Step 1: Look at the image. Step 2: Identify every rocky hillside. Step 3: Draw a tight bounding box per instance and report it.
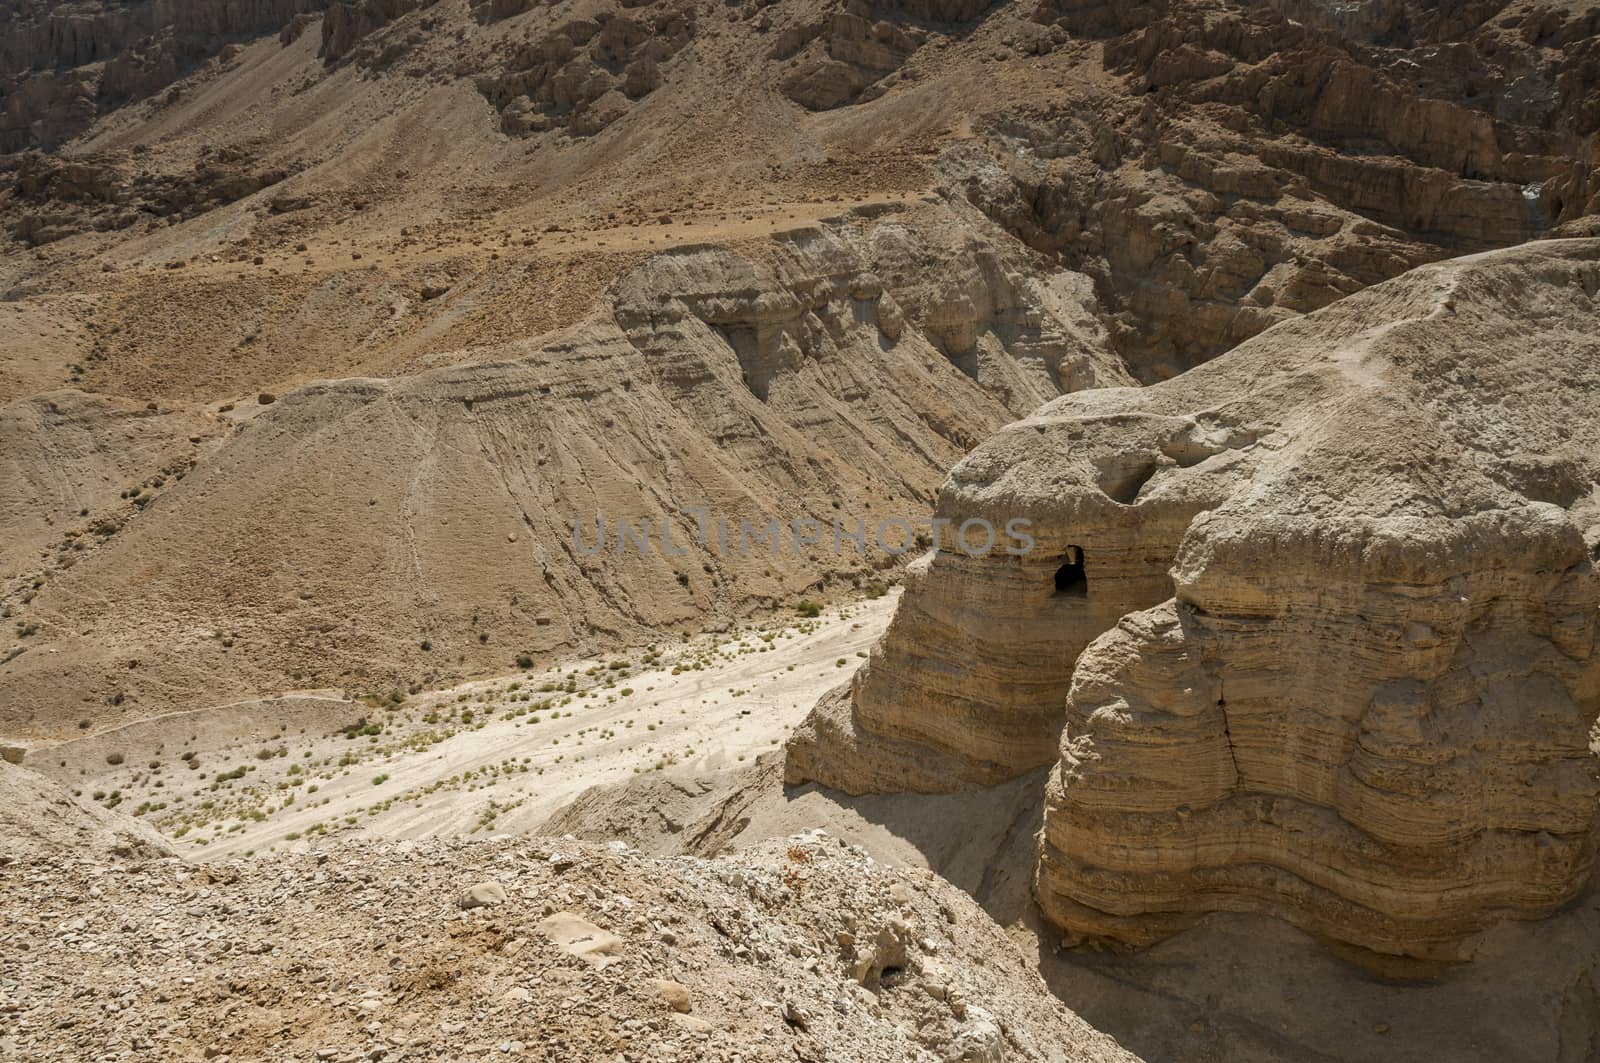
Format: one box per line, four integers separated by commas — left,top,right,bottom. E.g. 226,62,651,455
0,199,1124,740
0,0,329,151
1,826,1137,1062
4,0,1599,739
788,237,1600,972
0,759,175,860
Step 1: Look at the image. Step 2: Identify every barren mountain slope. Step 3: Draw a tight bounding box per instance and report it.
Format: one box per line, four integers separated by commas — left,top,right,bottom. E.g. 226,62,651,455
0,201,1126,739
0,759,175,860
4,0,1599,732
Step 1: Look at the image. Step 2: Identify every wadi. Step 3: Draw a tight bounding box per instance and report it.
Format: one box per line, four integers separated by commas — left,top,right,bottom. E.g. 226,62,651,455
2,0,1599,1059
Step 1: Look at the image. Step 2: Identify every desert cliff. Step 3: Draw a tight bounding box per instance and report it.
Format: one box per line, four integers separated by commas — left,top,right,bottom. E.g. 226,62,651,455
790,238,1600,967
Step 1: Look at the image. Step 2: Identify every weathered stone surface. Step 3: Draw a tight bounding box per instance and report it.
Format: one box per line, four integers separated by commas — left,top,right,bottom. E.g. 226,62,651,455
0,836,1137,1062
0,0,333,150
320,0,432,62
790,238,1600,966
972,0,1600,379
776,0,998,112
459,880,507,907
474,3,696,136
0,203,1124,739
537,910,624,966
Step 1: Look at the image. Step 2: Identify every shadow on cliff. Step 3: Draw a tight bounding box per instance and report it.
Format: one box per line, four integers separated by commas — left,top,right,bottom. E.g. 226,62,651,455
778,767,1048,926
541,754,1600,1062
781,768,1600,1063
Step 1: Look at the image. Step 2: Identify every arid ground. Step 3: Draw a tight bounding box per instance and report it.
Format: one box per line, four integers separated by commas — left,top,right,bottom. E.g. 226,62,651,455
5,0,1600,1059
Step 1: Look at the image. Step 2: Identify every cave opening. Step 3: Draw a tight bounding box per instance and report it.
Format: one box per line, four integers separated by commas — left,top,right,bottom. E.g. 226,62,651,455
1054,546,1087,597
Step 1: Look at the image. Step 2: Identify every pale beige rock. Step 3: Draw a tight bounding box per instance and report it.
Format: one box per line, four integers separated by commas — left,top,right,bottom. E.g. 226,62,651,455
459,881,507,908
847,918,913,987
652,978,692,1012
537,911,624,967
0,761,175,861
791,239,1600,966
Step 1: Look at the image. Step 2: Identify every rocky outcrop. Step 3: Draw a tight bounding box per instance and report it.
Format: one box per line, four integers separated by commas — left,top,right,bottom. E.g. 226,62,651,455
789,238,1600,967
0,204,1127,737
0,0,330,150
776,0,996,111
473,2,695,136
3,145,300,245
613,217,1120,409
319,0,437,63
966,0,1600,379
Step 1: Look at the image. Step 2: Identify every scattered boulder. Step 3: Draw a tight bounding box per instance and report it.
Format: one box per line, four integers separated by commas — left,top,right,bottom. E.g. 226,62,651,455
538,911,623,966
847,918,912,987
652,978,692,1012
459,881,507,908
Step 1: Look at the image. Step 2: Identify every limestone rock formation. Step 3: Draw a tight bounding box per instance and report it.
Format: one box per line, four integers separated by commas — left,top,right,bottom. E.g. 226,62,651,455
320,0,436,62
5,0,1600,775
0,204,1123,738
0,0,331,150
789,238,1600,966
474,2,695,136
967,0,1600,378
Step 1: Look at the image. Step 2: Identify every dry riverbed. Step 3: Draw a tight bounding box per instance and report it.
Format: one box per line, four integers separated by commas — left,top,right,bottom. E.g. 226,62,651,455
29,593,897,858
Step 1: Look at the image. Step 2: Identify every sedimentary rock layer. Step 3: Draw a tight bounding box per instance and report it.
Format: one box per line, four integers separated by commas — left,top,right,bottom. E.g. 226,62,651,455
789,238,1600,963
0,204,1124,737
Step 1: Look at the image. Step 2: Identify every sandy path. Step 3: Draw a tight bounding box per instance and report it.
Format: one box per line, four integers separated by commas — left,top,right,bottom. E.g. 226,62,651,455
186,592,896,858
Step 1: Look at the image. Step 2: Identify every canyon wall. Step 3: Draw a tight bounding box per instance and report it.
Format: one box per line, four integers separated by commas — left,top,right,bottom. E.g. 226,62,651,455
965,0,1600,378
0,204,1127,737
789,238,1600,966
1,0,331,150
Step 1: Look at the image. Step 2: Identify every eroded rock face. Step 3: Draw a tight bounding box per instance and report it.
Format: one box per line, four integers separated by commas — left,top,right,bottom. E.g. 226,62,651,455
473,3,695,136
789,238,1600,966
775,0,995,112
320,0,438,62
0,0,331,150
968,0,1600,379
3,146,300,246
0,204,1127,738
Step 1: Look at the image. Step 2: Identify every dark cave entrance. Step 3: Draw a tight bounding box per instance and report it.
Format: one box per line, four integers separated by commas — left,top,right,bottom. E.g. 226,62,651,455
1054,546,1087,597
